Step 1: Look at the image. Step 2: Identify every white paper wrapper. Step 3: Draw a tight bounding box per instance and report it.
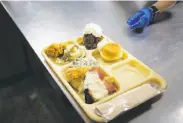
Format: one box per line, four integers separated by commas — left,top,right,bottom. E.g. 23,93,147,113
95,82,164,122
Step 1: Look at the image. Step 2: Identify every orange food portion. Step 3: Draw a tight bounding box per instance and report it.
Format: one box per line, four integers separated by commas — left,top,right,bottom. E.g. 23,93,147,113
89,67,119,94
104,76,118,94
103,76,116,84
70,79,83,91
65,67,89,82
89,67,108,80
100,43,123,61
65,66,119,94
45,43,63,57
45,41,75,58
104,82,117,94
76,37,83,45
65,67,90,91
101,43,121,56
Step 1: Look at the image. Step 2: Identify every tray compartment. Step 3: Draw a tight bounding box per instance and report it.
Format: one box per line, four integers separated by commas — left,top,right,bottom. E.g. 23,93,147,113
110,60,152,92
61,65,120,104
43,41,87,66
91,49,128,66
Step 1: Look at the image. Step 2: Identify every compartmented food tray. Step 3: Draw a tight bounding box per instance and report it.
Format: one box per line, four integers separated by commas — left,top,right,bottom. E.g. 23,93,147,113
41,24,167,122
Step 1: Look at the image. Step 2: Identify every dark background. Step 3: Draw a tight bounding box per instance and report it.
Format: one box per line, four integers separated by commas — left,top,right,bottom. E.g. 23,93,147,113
0,4,84,123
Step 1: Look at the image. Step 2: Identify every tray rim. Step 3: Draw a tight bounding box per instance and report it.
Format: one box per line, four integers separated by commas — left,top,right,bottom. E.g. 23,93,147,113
41,36,167,122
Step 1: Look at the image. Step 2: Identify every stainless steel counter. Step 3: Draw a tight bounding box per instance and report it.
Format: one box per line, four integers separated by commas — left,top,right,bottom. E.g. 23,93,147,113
2,1,183,123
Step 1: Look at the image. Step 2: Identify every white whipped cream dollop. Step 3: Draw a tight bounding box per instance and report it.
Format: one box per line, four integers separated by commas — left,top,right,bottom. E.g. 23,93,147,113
83,23,103,37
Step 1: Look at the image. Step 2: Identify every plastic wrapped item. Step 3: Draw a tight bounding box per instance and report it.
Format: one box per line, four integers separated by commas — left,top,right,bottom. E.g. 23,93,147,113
95,82,164,122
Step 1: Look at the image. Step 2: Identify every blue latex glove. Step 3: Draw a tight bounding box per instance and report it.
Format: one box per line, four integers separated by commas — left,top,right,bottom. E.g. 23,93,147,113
127,8,154,30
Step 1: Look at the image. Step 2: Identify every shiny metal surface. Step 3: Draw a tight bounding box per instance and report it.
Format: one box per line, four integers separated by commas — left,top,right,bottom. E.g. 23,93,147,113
2,1,183,123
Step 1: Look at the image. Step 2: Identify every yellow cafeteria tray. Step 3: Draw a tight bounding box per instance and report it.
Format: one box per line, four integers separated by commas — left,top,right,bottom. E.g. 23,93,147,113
42,36,167,122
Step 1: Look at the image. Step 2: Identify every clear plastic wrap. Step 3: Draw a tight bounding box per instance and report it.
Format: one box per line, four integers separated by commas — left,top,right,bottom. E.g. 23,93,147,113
95,82,165,122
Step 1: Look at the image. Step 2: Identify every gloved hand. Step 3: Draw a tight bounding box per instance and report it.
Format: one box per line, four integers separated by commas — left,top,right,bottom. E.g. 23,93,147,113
127,8,154,30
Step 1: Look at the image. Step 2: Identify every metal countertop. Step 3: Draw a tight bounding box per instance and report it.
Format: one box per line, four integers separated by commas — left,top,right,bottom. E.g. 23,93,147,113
2,1,183,123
